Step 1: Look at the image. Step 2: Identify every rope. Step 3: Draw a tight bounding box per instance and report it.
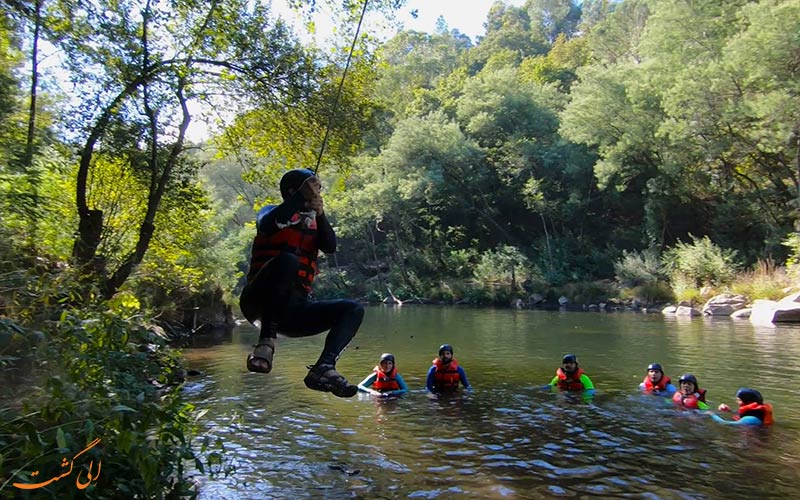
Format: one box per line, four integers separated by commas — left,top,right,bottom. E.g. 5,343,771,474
313,0,370,174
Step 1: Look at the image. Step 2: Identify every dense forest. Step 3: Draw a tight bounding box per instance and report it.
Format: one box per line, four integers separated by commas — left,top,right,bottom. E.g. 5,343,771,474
2,0,800,316
0,0,798,496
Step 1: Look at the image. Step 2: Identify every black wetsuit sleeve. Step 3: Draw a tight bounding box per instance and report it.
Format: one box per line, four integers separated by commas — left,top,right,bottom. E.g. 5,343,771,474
316,213,336,254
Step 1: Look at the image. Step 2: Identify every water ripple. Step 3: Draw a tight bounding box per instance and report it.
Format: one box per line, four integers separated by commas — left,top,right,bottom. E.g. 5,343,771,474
182,309,800,499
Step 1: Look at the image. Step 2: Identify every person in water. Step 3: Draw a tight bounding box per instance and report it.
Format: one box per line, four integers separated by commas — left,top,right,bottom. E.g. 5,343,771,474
358,353,408,397
711,388,774,426
239,168,364,398
549,354,595,394
639,362,677,396
426,344,471,394
672,373,709,410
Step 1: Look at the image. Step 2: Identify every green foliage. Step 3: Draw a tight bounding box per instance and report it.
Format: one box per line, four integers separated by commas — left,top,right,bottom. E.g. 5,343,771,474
374,30,471,122
730,259,792,301
783,232,800,281
622,282,674,305
0,309,215,498
614,248,663,287
472,245,539,297
563,0,799,258
670,281,705,305
662,235,741,289
519,34,590,91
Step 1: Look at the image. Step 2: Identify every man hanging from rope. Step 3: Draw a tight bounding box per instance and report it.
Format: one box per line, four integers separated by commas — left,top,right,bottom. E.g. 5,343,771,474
239,168,363,398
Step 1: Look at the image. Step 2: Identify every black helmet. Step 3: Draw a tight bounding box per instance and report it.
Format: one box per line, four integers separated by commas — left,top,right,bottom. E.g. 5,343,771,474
735,388,763,405
562,354,578,364
279,168,315,199
438,344,453,356
379,352,395,364
678,374,698,387
647,363,663,373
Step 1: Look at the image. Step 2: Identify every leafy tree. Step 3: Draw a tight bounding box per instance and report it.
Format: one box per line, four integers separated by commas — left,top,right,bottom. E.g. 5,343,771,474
584,0,650,65
338,111,497,292
469,1,547,72
19,0,322,299
373,29,471,123
519,34,591,91
525,0,583,45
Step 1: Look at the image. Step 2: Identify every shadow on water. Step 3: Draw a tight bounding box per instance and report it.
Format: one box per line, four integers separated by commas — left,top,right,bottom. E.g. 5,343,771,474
182,306,800,499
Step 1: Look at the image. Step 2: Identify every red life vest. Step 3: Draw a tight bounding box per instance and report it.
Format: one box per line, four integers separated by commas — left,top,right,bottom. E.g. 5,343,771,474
248,211,319,292
642,374,672,393
735,402,774,425
432,358,461,391
556,367,586,391
372,365,400,392
672,389,707,409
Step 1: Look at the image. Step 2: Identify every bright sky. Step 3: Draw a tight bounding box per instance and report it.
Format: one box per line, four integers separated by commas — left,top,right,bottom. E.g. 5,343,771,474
396,0,524,40
276,0,525,44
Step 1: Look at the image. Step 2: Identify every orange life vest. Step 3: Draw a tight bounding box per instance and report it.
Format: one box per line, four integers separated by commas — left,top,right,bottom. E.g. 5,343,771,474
556,367,586,391
432,358,461,391
642,375,672,393
248,210,319,292
372,365,400,392
672,389,707,409
735,402,774,425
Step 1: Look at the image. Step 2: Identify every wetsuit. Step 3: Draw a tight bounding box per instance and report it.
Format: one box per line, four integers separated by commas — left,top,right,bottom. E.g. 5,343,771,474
711,414,764,426
239,190,363,367
712,402,774,426
426,360,470,393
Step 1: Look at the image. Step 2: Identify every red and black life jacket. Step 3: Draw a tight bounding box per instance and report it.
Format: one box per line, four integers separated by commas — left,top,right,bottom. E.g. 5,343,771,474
432,358,461,391
248,211,319,292
735,402,774,425
672,389,707,409
372,365,400,392
642,374,672,393
556,367,586,391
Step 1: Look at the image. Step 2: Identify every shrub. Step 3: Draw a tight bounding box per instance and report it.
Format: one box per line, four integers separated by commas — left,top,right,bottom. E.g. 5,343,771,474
614,248,663,287
662,235,740,288
783,232,800,282
0,309,217,498
670,277,705,304
443,249,479,279
629,282,674,304
730,259,792,301
473,245,539,294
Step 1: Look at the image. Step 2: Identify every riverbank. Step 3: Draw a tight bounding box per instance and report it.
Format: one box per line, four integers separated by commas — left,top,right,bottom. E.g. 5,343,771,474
0,311,204,498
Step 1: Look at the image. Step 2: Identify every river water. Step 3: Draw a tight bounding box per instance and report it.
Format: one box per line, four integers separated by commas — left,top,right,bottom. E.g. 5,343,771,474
182,306,800,499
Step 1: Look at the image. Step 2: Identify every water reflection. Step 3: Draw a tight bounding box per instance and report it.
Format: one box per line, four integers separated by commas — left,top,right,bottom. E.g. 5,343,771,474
183,306,800,499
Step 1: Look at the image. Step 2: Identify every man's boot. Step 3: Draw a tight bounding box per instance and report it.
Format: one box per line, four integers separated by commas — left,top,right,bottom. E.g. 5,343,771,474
303,364,358,398
246,311,278,374
246,337,276,374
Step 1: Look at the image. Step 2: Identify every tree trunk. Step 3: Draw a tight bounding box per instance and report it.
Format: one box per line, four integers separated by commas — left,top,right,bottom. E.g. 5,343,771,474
103,79,191,299
72,88,136,269
22,0,40,171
